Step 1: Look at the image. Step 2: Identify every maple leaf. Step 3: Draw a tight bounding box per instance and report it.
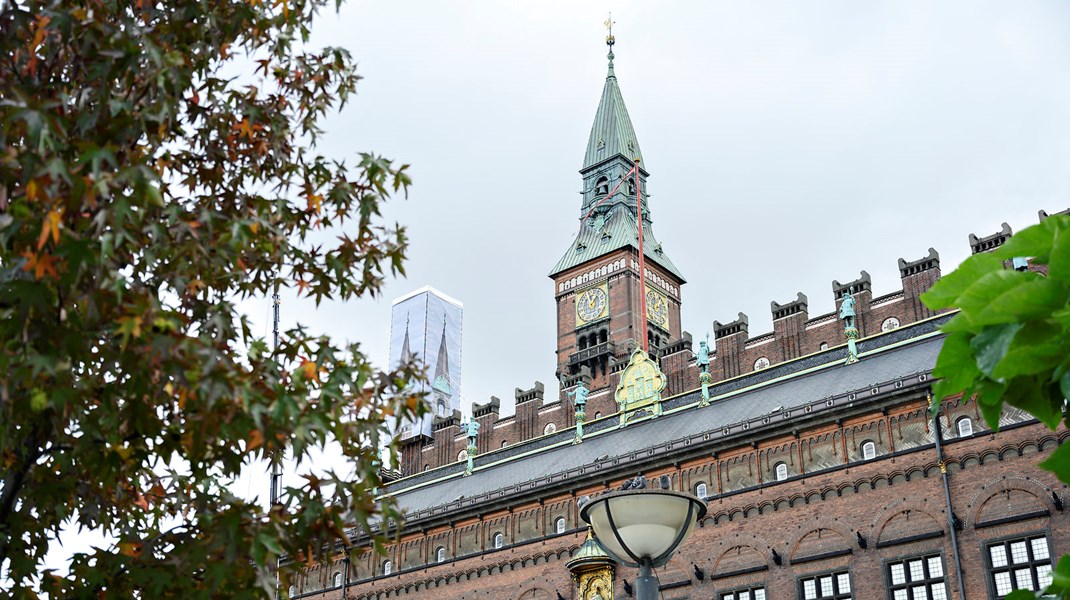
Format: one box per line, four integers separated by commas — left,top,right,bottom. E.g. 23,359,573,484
37,208,61,250
117,315,143,348
236,117,254,139
300,359,317,380
21,250,59,279
247,429,264,451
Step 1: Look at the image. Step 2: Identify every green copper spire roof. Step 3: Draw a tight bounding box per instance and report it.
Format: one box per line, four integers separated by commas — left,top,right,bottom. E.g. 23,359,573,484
582,40,643,172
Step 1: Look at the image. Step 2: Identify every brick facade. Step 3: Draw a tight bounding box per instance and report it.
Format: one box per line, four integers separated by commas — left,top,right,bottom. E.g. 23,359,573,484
297,392,1070,600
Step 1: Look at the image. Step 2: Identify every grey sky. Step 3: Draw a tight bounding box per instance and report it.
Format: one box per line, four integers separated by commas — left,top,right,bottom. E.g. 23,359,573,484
263,1,1070,418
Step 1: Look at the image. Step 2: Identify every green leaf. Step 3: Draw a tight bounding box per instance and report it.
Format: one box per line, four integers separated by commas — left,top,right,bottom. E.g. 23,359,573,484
970,322,1023,377
1004,590,1038,600
1045,554,1070,596
1038,442,1070,487
921,253,1003,310
955,271,1067,328
1049,223,1070,282
1003,376,1061,429
990,320,1067,380
973,379,1008,430
931,332,981,400
996,216,1063,263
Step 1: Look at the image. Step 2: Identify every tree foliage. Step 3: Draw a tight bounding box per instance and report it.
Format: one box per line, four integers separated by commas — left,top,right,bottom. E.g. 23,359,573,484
0,0,423,596
923,214,1070,599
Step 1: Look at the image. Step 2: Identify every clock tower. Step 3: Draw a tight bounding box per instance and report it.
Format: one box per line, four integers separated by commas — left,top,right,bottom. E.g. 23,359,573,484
549,34,685,393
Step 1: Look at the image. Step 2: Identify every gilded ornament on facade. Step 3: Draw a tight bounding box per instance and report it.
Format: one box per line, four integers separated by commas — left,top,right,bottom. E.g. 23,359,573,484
614,348,666,425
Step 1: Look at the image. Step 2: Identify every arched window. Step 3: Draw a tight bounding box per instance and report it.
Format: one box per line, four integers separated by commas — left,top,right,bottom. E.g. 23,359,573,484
554,517,567,534
861,440,877,461
578,336,588,350
595,176,609,197
695,482,708,498
457,449,467,462
595,412,601,419
422,463,430,471
382,560,392,576
957,416,973,437
333,572,342,587
599,329,608,344
774,462,788,481
288,586,296,598
493,532,504,549
501,440,508,448
544,423,557,435
819,342,829,351
436,546,446,563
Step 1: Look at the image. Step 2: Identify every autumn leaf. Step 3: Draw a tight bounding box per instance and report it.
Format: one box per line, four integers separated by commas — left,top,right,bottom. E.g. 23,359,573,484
37,208,61,250
247,429,264,451
21,250,59,279
300,359,317,380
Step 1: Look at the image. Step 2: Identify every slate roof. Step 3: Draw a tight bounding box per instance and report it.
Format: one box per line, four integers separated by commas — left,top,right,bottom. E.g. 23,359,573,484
387,321,946,518
549,205,685,280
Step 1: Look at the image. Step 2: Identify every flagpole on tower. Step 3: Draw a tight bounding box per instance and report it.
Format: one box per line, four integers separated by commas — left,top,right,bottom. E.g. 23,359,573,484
634,158,649,354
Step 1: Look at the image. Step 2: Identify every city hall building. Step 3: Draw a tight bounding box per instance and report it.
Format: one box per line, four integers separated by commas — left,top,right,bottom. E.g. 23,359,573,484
290,36,1070,600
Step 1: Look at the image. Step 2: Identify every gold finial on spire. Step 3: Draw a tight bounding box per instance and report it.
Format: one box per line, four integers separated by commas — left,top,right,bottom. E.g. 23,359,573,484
604,13,616,76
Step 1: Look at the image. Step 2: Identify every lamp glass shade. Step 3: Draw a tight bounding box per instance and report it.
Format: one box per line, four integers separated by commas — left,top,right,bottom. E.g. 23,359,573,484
581,490,705,567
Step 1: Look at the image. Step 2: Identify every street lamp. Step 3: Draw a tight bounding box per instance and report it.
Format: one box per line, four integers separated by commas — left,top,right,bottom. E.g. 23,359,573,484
579,485,706,600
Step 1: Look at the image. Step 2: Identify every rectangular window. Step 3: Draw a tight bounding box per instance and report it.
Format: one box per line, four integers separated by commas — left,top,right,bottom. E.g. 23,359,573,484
987,535,1053,598
720,586,766,600
799,571,851,600
887,554,947,600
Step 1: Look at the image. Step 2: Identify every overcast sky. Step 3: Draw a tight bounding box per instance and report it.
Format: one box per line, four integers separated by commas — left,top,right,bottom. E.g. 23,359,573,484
257,1,1070,418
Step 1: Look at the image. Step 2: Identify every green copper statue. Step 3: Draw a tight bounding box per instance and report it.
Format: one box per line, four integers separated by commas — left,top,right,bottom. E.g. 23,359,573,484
567,381,589,444
461,420,479,476
839,293,856,329
696,335,710,374
840,293,860,365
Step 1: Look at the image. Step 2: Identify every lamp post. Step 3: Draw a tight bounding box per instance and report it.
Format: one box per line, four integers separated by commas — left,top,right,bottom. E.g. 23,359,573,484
579,486,706,600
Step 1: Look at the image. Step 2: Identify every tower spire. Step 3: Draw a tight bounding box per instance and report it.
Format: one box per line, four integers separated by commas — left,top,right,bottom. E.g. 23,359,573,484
604,13,616,78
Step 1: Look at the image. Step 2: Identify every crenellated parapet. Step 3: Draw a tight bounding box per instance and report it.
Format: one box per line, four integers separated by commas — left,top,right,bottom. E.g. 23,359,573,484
400,213,1067,476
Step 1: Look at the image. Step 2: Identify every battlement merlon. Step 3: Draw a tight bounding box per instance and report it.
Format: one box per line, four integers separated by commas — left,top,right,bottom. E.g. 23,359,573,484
771,292,808,321
899,248,939,278
472,397,500,419
515,381,545,405
969,222,1013,254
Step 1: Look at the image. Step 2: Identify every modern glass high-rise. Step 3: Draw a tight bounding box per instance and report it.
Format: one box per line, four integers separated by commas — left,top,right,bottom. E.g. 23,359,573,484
389,286,463,438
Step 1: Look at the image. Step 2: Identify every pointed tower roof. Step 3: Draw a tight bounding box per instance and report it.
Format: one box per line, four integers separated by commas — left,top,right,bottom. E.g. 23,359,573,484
550,26,683,282
434,316,449,380
582,33,643,172
399,314,413,363
431,316,451,396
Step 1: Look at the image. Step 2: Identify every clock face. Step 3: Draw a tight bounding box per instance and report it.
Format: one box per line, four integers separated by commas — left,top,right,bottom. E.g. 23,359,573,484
575,285,609,326
646,286,669,329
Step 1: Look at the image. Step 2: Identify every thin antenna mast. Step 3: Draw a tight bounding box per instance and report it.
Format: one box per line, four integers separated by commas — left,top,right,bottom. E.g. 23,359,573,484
270,286,281,599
